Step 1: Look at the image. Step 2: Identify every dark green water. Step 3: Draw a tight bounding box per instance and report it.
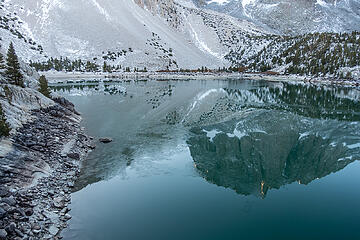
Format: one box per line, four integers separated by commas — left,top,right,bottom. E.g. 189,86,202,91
55,79,360,240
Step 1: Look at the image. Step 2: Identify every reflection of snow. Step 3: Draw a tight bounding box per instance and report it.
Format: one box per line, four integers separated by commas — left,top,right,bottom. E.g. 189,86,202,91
57,84,126,97
203,129,222,142
347,143,360,149
183,89,226,121
299,132,310,140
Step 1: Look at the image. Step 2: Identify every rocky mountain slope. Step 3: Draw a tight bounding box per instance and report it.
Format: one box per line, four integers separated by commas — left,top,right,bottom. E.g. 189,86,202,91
0,0,280,70
1,0,237,69
193,0,360,35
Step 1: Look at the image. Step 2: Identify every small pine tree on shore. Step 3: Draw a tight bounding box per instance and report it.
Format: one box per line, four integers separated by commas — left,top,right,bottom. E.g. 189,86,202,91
38,75,51,98
0,53,5,71
0,104,10,137
5,43,24,87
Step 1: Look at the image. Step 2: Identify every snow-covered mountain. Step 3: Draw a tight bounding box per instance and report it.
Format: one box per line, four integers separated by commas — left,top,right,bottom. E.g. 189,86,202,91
0,0,360,75
193,0,360,35
1,0,269,70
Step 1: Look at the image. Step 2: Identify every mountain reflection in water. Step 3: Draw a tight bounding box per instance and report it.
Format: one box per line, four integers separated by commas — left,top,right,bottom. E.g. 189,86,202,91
186,82,360,198
52,80,360,194
188,109,360,198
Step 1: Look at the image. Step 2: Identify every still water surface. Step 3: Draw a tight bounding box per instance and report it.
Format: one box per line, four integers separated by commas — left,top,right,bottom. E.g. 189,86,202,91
53,79,360,240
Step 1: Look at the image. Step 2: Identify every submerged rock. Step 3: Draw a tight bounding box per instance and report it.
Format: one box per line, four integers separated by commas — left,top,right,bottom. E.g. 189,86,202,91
99,138,113,143
87,144,96,149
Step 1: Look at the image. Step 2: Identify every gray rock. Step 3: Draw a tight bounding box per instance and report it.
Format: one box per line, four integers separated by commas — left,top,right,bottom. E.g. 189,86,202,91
0,229,7,240
0,208,5,219
88,144,96,149
2,196,16,206
48,225,59,236
5,222,16,233
99,137,113,143
32,223,41,231
53,197,65,208
0,187,8,198
67,153,80,160
14,229,24,238
25,208,33,216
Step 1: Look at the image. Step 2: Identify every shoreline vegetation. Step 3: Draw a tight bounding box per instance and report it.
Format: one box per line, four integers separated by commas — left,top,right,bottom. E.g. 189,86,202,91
44,71,360,87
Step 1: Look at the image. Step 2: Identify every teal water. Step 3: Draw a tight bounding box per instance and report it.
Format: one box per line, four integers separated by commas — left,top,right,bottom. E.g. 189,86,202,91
55,79,360,240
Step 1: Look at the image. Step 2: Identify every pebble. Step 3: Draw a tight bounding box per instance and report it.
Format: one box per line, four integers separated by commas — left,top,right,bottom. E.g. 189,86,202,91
48,190,55,196
5,222,16,233
67,153,80,160
53,197,65,209
14,228,24,237
0,208,5,219
25,208,34,216
2,196,16,206
48,225,59,236
0,229,7,240
0,188,8,198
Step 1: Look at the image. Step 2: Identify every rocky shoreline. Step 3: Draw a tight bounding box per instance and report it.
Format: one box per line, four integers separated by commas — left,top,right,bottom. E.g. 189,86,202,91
44,71,360,88
0,97,94,240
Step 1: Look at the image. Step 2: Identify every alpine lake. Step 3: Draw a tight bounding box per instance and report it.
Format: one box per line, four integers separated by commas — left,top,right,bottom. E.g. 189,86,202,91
50,78,360,240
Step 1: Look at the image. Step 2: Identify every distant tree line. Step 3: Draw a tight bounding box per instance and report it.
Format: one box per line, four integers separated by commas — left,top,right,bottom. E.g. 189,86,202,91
157,66,248,73
30,57,102,72
30,57,150,73
244,31,360,78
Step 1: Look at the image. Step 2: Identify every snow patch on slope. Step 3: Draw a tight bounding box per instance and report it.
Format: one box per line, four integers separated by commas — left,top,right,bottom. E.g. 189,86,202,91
90,0,112,22
208,0,229,5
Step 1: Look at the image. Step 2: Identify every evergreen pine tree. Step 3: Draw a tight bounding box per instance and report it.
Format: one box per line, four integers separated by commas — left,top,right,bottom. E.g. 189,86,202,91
0,104,10,137
103,61,107,72
5,43,24,87
38,75,51,98
0,53,5,71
